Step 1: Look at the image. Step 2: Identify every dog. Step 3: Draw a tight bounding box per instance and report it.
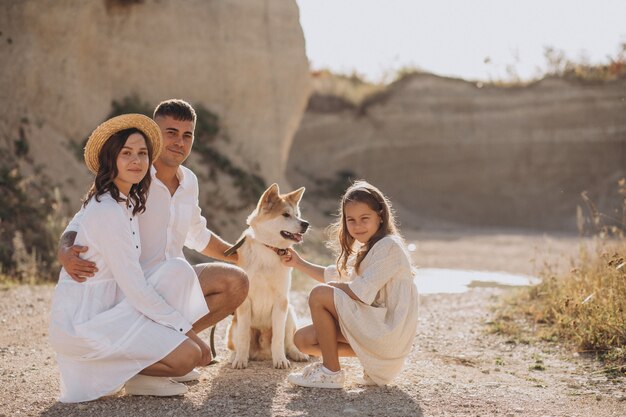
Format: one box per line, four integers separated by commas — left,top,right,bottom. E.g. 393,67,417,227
225,183,310,369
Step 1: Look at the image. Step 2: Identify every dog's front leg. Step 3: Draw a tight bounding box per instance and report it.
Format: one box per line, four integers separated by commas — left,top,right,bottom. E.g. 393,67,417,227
271,297,290,369
232,299,252,369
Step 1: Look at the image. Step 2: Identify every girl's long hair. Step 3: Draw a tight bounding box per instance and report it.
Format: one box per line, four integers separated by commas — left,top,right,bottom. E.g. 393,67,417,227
327,180,403,275
83,128,152,215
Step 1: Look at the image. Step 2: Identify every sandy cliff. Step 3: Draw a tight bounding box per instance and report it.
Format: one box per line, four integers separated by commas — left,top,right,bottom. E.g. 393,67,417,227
288,73,626,231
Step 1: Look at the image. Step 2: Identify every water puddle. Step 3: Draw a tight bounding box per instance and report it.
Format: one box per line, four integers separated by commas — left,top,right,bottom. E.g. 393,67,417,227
415,268,539,294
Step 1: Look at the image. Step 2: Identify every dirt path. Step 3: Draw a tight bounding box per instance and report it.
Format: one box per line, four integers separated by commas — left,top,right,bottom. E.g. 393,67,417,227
1,233,624,416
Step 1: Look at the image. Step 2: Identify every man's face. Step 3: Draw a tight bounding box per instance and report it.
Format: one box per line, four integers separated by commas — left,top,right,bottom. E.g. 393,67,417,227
154,115,194,168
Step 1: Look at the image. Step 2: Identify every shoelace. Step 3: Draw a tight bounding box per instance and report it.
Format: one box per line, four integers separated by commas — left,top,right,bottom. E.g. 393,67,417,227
301,363,322,378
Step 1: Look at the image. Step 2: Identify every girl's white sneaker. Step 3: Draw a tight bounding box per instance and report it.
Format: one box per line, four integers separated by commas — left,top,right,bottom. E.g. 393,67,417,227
124,375,188,396
287,363,345,389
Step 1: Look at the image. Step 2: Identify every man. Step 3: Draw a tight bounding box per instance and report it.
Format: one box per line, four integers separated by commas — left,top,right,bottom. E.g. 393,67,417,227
58,99,249,388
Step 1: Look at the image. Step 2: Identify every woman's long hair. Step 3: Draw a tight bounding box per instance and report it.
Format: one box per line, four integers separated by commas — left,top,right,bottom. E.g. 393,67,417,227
83,128,153,215
327,180,402,275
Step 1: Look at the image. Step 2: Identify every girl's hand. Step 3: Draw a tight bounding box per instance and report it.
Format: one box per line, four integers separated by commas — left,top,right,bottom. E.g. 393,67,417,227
280,248,302,268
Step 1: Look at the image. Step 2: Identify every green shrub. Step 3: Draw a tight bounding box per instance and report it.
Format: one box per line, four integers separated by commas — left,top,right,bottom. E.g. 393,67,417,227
0,121,66,282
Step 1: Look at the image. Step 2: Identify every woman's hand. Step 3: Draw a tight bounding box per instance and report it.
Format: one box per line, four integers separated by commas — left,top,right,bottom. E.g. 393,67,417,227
280,248,303,269
186,330,213,366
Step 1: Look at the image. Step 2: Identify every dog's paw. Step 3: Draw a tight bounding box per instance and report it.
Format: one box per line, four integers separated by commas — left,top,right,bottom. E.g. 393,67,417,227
288,349,309,362
272,356,291,369
231,356,248,369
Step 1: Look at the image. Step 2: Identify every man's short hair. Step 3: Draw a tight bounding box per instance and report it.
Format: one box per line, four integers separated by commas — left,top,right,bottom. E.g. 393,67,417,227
153,99,196,124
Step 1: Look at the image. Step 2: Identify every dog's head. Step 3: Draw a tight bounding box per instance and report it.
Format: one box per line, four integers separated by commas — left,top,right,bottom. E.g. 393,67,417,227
247,183,309,249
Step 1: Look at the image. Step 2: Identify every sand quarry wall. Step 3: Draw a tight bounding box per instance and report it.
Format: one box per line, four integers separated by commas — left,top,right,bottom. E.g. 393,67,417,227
0,0,309,236
288,74,626,231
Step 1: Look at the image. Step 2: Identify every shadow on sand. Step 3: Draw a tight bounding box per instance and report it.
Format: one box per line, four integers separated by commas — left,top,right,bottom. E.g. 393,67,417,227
284,384,423,417
38,359,422,417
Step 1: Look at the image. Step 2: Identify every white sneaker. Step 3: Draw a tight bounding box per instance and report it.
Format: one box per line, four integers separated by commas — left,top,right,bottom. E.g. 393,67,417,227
355,372,377,386
287,363,345,389
171,368,201,383
124,375,188,396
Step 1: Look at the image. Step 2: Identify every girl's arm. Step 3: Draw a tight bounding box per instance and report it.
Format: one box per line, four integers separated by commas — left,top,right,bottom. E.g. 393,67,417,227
280,248,325,283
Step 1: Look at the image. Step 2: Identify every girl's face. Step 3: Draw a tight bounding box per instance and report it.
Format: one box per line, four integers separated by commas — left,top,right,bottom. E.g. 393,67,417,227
113,133,150,195
344,201,382,244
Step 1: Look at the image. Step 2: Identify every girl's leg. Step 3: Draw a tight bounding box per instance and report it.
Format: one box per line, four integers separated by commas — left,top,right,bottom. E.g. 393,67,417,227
294,324,356,357
307,284,345,372
140,338,201,377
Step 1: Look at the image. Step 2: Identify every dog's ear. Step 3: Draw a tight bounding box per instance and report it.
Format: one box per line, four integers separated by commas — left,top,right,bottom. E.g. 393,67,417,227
285,187,305,205
259,183,280,210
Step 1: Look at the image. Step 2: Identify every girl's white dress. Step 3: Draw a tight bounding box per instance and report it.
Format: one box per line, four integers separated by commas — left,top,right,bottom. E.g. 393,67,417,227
48,193,208,403
325,235,419,385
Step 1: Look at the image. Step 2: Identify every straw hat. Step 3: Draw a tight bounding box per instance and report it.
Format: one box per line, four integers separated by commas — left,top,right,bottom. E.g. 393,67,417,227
84,114,162,174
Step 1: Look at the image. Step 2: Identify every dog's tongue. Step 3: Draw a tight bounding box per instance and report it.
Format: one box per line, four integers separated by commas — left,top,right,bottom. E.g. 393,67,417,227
293,233,303,243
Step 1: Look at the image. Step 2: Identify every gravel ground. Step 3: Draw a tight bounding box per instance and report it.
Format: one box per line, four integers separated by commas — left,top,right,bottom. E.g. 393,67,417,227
1,233,624,416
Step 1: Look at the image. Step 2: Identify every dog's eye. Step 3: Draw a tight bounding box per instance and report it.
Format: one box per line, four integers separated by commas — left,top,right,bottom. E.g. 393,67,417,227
282,213,291,218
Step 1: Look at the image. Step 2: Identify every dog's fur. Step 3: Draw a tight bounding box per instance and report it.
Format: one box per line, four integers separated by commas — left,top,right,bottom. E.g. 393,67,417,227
227,184,310,369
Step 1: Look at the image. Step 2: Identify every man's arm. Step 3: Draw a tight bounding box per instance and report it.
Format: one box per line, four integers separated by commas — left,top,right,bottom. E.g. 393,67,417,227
57,231,98,282
199,234,239,264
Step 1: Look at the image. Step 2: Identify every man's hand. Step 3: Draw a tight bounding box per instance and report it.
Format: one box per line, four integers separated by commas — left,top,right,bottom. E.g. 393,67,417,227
58,244,97,282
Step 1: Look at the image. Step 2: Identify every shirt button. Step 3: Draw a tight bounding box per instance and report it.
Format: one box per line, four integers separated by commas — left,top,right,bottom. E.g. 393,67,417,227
132,232,135,235
136,245,139,249
179,328,183,332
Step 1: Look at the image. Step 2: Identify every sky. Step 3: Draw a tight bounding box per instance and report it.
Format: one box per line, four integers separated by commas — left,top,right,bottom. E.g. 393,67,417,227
295,0,626,82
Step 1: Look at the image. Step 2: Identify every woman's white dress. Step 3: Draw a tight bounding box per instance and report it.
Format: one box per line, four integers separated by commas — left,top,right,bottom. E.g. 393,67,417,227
48,193,208,403
325,235,419,385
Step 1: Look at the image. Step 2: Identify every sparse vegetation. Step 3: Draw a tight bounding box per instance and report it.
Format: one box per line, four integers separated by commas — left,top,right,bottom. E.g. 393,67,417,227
309,43,626,111
543,44,626,82
309,70,385,108
491,179,626,371
1,119,66,283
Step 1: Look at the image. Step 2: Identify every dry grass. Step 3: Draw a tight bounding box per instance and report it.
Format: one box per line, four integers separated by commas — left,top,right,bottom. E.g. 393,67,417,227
492,180,626,373
534,244,624,359
309,69,385,107
491,240,626,373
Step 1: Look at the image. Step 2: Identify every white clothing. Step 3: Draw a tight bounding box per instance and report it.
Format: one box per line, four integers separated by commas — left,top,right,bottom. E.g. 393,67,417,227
64,165,212,275
49,193,209,403
324,235,419,386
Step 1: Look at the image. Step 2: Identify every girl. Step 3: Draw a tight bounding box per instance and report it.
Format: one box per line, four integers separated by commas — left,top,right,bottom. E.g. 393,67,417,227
282,180,418,388
49,114,210,402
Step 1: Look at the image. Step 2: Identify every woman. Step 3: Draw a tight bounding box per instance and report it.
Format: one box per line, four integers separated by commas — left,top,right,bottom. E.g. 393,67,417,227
49,114,209,403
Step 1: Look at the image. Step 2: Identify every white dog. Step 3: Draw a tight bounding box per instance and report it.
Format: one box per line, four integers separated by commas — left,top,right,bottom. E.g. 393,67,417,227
226,184,310,369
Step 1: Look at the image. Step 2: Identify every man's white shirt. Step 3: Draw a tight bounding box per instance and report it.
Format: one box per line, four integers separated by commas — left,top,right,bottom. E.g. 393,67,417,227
65,165,212,275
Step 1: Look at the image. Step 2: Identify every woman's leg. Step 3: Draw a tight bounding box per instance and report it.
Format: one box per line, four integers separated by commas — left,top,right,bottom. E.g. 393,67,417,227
294,324,356,358
307,284,349,372
140,338,201,377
